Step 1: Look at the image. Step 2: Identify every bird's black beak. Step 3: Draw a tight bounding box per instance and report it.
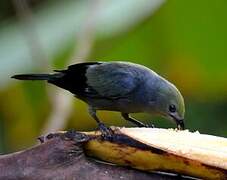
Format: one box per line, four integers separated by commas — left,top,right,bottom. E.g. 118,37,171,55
176,119,185,130
170,115,185,130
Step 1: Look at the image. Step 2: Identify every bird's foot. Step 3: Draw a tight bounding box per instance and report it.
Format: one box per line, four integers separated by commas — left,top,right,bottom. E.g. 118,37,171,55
97,122,114,139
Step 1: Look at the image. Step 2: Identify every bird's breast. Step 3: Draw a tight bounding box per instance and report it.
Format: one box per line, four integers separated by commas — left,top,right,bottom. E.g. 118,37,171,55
84,96,145,113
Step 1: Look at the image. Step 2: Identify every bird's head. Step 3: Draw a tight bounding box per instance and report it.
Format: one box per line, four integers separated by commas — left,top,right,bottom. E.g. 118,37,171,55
151,78,185,130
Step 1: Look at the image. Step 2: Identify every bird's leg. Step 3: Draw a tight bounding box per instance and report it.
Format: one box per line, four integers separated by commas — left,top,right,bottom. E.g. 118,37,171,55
121,113,154,128
88,106,114,136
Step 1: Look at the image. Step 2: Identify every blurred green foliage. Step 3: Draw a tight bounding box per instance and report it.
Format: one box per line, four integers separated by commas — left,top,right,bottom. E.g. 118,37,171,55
0,0,227,153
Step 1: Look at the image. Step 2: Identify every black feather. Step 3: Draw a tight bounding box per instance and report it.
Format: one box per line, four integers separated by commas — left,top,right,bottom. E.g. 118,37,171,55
12,62,103,98
12,74,53,80
48,62,102,96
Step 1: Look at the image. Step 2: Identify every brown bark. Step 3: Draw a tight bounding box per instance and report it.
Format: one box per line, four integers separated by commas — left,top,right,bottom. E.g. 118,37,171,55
0,131,190,180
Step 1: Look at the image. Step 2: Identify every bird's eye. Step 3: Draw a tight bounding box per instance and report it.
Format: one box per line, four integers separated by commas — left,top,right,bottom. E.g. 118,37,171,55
169,104,176,113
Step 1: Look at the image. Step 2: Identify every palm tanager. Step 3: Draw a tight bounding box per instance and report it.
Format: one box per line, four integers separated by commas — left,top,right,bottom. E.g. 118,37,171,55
12,61,185,134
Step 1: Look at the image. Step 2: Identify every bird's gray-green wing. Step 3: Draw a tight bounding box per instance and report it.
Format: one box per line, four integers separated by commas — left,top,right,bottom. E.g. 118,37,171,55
86,63,140,98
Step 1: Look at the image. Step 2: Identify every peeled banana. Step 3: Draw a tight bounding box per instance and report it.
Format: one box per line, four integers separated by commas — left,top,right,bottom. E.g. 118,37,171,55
84,128,227,179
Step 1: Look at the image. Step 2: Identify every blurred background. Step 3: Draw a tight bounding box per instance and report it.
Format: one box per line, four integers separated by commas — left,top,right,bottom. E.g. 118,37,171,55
0,0,227,153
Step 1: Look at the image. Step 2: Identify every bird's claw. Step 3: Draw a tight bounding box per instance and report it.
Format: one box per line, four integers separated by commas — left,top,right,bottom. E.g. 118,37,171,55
98,122,114,139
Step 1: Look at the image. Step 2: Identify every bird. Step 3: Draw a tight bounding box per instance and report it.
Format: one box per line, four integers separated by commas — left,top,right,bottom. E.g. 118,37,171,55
12,61,185,134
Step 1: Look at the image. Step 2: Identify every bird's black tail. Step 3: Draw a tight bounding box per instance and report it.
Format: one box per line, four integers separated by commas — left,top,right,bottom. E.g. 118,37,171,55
11,73,55,81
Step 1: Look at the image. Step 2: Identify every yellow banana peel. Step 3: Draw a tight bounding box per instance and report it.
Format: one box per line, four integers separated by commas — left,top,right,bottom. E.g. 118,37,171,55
84,128,227,179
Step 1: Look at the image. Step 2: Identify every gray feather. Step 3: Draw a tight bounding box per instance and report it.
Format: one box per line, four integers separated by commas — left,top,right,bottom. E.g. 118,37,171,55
86,62,149,97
